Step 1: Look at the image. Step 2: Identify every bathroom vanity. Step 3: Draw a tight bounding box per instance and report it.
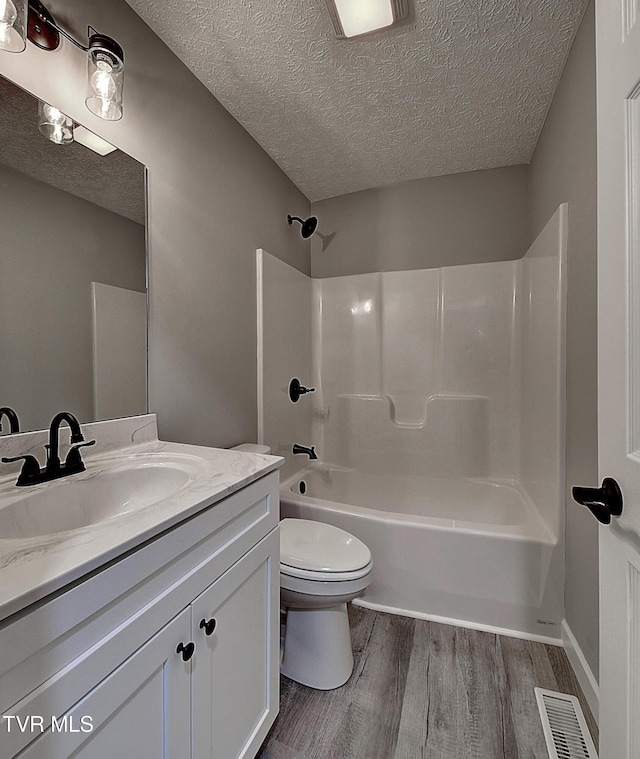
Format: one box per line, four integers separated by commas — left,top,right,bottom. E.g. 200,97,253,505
0,415,282,759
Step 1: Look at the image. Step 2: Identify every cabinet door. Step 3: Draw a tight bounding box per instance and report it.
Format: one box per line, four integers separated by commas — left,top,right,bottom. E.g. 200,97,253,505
191,529,279,759
15,608,192,759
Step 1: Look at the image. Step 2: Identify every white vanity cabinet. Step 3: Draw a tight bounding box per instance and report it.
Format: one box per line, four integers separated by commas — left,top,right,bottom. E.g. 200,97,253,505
0,471,280,759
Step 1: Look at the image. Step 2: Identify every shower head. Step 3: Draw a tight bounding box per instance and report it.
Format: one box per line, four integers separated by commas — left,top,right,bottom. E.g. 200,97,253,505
287,214,318,239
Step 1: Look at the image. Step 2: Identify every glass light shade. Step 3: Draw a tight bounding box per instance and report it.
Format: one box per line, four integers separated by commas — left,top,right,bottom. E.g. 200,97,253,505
85,37,124,121
38,101,74,145
332,0,394,37
0,0,26,53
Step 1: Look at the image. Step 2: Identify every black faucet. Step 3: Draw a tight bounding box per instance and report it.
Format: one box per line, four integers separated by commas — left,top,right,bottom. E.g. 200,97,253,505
0,407,20,434
292,443,318,460
1,411,96,486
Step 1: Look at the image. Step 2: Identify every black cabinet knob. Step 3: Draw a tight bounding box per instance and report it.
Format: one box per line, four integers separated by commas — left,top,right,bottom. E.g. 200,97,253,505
572,477,623,524
199,617,217,636
176,641,195,661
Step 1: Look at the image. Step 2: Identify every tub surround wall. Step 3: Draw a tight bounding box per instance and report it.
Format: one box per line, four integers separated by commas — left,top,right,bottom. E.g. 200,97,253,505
262,206,567,639
315,262,520,484
257,250,313,481
313,206,566,542
519,209,568,538
262,206,566,537
0,0,310,452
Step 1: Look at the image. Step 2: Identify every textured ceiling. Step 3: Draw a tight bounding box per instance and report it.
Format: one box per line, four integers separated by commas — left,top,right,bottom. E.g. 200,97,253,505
0,76,145,224
126,0,587,201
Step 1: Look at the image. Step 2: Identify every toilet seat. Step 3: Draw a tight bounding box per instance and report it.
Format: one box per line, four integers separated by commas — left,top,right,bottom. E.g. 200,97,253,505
280,560,373,583
280,569,372,598
280,518,371,575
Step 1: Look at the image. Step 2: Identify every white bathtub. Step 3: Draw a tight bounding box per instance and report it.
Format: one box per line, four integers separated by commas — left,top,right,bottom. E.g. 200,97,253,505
279,464,563,642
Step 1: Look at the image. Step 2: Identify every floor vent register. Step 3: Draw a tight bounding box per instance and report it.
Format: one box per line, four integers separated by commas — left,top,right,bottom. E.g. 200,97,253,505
535,688,598,759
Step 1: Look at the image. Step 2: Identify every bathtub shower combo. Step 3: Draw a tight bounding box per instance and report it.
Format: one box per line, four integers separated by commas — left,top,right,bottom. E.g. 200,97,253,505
258,205,566,642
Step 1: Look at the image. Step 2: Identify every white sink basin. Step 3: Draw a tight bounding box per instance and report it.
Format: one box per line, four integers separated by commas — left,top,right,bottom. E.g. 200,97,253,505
0,453,208,540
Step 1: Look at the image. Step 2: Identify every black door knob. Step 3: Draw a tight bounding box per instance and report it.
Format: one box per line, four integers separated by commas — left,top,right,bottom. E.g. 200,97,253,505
176,641,195,661
572,477,623,524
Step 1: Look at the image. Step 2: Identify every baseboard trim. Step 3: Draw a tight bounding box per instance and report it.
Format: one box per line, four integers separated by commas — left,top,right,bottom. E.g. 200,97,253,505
561,620,599,723
353,598,563,647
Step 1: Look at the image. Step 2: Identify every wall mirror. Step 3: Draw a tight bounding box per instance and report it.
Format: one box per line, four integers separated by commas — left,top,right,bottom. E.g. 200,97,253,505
0,74,147,434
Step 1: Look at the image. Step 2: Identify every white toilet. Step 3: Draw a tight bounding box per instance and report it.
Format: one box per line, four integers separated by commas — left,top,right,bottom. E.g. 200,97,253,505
279,518,372,690
231,444,373,690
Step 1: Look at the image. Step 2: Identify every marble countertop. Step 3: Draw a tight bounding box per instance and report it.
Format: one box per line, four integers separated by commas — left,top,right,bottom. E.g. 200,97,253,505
0,415,282,624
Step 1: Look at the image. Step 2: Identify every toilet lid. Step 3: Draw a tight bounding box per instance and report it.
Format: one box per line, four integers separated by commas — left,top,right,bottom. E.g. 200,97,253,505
280,518,371,573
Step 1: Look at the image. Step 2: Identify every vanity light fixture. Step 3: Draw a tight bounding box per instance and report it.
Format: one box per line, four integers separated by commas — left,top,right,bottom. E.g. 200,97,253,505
325,0,408,38
0,0,125,121
0,0,27,51
38,101,74,144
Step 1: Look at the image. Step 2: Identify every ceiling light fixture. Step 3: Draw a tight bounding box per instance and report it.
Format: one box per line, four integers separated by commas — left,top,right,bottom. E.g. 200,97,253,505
325,0,408,38
0,0,125,121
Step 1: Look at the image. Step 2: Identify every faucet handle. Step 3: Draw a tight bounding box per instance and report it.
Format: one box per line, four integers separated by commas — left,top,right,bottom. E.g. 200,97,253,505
289,378,317,403
65,440,96,469
1,455,42,485
2,454,39,467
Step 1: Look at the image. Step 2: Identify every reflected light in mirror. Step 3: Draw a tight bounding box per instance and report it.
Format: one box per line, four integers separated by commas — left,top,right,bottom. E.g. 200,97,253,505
73,125,117,156
38,101,73,145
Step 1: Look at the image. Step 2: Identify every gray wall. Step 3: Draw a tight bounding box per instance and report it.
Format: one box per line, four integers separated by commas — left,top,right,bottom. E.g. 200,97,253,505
0,163,145,433
0,0,311,448
310,165,529,278
529,2,599,677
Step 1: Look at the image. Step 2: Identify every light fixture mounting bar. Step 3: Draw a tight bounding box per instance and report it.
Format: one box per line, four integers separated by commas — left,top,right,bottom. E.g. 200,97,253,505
27,0,60,51
27,0,89,51
27,1,119,56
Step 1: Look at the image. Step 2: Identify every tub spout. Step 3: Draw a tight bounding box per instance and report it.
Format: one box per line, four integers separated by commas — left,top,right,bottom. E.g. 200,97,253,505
292,443,318,460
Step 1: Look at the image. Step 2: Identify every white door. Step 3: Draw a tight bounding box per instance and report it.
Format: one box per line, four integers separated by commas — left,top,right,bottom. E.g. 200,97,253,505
591,0,640,755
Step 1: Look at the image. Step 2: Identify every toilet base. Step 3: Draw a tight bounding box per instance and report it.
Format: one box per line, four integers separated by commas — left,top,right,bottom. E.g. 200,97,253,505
281,603,354,690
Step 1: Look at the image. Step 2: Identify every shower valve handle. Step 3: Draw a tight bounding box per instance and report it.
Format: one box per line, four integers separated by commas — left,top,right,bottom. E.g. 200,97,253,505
289,378,316,403
572,477,623,524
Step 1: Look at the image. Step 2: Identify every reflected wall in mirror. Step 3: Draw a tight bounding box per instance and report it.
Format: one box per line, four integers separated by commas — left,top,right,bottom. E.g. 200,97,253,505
0,75,147,434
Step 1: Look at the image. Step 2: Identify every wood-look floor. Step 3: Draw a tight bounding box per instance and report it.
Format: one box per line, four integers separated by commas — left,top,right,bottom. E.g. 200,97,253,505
257,606,598,759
